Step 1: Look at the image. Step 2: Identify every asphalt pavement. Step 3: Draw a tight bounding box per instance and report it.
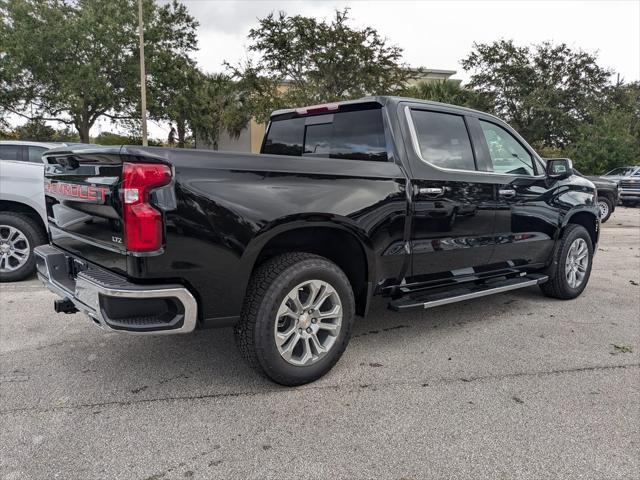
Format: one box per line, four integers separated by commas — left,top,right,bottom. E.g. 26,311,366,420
1,208,639,480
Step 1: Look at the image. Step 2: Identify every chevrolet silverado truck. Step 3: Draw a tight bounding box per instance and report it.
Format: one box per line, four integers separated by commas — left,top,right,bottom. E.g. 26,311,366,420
35,97,599,385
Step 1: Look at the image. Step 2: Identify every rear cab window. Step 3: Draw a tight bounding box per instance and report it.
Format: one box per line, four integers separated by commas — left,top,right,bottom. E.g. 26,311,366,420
262,105,388,162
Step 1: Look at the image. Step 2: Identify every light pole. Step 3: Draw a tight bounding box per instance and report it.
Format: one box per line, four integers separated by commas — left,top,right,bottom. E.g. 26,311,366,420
138,0,148,146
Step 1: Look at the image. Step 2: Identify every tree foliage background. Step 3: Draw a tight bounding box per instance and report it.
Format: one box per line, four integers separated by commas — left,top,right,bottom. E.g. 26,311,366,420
1,2,638,173
228,8,415,122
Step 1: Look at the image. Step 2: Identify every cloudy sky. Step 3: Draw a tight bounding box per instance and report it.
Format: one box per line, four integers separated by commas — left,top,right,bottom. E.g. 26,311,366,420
182,0,639,82
112,0,639,137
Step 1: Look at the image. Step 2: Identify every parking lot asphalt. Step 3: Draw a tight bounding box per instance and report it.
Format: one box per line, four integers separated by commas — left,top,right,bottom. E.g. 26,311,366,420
1,208,639,480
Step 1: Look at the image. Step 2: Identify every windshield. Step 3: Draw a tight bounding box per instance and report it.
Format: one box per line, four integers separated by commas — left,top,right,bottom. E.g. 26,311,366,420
604,167,634,176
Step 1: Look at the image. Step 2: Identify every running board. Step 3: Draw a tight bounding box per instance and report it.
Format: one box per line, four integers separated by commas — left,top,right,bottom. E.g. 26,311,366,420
388,274,548,312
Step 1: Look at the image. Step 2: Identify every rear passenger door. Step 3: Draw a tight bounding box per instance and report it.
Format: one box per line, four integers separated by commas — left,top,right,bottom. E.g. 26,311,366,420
262,105,409,287
401,105,498,282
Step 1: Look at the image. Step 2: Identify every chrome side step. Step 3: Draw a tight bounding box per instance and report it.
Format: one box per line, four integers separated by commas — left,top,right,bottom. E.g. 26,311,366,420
388,274,548,312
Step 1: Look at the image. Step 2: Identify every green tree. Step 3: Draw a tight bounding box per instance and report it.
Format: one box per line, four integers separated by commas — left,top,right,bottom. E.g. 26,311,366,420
148,60,250,148
0,0,197,142
565,81,640,174
13,119,56,141
402,80,493,111
461,40,611,149
230,8,414,121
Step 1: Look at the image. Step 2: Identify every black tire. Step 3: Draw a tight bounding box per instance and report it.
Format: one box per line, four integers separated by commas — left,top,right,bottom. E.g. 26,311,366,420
539,224,593,300
0,212,47,282
597,196,613,223
234,253,355,386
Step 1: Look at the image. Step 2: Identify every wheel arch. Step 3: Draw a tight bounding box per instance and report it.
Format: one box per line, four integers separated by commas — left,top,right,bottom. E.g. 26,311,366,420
0,200,47,234
563,210,599,247
245,221,376,317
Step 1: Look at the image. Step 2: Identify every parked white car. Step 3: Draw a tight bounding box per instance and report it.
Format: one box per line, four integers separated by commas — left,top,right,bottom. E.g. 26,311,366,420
0,141,77,281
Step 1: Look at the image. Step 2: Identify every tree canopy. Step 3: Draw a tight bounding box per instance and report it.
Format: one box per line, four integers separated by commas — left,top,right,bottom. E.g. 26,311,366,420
0,0,198,142
229,8,414,121
461,40,612,149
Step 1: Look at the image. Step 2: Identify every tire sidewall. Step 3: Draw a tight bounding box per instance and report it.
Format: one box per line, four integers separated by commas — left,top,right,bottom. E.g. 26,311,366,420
556,226,594,297
0,213,45,282
597,197,612,223
253,259,355,385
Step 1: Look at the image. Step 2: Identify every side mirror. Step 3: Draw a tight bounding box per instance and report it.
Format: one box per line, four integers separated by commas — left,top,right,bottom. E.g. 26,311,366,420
546,158,573,179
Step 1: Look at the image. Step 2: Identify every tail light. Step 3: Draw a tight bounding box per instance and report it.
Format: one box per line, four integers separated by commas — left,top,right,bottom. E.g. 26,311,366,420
122,162,172,252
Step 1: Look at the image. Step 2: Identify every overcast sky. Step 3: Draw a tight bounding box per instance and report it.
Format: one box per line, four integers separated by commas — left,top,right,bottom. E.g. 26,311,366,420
183,0,639,82
96,0,640,137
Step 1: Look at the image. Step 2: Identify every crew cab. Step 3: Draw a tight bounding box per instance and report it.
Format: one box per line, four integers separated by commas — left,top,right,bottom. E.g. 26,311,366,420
35,97,600,385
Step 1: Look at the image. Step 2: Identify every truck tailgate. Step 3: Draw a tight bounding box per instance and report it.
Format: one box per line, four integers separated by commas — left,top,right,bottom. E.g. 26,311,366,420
43,146,172,275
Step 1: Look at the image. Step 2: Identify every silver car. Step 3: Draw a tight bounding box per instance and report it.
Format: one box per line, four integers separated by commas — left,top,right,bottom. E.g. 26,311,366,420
0,141,75,281
600,166,640,206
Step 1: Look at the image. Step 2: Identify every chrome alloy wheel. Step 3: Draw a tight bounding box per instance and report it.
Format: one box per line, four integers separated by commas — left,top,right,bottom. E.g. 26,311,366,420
565,238,589,289
274,280,343,366
0,225,30,273
597,200,609,220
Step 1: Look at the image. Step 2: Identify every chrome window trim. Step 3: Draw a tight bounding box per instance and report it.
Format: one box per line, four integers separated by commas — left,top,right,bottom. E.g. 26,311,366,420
404,106,546,179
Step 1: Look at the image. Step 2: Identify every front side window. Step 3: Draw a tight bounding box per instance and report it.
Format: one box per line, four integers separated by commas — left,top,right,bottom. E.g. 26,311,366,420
480,121,535,176
0,145,23,161
263,107,388,162
28,146,47,163
410,109,476,171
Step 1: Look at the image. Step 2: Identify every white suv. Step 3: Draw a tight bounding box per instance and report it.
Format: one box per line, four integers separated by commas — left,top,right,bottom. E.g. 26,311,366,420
0,141,76,281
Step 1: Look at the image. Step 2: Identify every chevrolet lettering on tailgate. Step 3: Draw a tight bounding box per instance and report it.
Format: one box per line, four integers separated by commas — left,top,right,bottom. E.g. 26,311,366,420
44,180,109,203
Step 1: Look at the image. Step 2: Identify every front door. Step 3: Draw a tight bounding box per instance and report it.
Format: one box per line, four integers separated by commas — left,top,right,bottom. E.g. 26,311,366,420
401,105,497,283
469,117,557,269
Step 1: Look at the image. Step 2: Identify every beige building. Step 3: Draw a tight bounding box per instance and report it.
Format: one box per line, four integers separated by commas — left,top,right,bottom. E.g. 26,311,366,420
209,68,459,153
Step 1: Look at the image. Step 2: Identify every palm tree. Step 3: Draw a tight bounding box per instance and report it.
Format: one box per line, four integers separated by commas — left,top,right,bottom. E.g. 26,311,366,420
403,80,492,111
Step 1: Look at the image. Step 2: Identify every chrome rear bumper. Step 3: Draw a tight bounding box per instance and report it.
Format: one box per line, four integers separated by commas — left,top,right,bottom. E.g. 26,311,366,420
34,244,197,334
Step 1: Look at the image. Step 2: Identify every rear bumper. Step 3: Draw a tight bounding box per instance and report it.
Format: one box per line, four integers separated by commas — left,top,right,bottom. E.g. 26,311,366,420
34,244,197,334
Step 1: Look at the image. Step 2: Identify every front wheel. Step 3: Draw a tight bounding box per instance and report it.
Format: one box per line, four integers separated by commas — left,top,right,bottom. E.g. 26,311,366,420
234,253,355,386
540,224,593,299
597,197,613,223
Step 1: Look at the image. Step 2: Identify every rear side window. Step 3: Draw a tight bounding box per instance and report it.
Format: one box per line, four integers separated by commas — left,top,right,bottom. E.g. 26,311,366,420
410,110,476,171
27,146,47,163
263,108,388,162
0,145,23,161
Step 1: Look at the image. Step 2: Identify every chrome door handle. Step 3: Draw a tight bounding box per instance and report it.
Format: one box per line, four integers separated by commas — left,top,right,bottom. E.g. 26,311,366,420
498,189,516,198
418,187,444,197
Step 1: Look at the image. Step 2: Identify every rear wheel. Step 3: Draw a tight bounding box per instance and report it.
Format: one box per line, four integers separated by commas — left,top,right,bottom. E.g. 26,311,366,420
0,212,47,282
234,253,355,386
540,224,593,299
597,196,613,223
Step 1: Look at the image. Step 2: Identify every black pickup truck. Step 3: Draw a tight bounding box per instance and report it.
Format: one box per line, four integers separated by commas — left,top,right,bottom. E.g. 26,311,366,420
35,96,600,385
